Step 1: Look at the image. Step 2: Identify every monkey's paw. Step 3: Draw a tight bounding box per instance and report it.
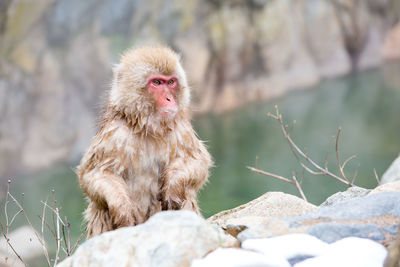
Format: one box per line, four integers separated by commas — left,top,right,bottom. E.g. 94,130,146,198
109,203,136,228
160,192,182,211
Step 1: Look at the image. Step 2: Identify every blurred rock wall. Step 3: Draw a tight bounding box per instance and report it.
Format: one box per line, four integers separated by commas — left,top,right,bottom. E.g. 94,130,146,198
0,0,399,178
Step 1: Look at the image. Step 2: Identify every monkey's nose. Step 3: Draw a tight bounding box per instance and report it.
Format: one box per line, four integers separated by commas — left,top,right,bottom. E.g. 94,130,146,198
166,97,171,102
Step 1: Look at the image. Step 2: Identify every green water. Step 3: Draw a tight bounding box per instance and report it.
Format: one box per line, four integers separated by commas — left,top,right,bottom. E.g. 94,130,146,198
3,62,400,264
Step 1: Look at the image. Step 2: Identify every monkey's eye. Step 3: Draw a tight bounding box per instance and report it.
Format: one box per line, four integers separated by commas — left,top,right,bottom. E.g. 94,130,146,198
167,79,175,85
152,79,162,85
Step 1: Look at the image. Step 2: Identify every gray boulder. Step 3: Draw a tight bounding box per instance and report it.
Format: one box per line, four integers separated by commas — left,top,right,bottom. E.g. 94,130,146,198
285,192,400,243
319,186,370,207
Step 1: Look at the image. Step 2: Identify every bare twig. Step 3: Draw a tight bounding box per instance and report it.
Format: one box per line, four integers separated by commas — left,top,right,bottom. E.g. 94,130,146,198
292,173,307,202
54,208,61,266
0,221,27,266
267,105,354,186
38,215,56,239
51,190,57,249
247,166,295,184
5,180,10,237
335,128,357,183
40,200,51,266
65,217,71,256
1,184,84,267
71,230,86,254
352,164,360,185
7,193,51,266
373,168,380,184
249,105,364,202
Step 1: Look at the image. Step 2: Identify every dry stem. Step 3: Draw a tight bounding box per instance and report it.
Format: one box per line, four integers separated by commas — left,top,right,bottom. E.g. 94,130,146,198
1,181,84,266
249,105,360,201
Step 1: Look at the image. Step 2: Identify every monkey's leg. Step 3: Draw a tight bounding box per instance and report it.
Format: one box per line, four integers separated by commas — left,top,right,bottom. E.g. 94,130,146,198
80,170,138,229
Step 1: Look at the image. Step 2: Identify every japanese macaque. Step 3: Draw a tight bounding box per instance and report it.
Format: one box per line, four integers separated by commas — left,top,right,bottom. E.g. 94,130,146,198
77,46,213,237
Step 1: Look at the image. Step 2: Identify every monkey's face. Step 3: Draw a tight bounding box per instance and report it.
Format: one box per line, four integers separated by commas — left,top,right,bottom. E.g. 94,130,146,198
147,74,179,119
109,46,190,123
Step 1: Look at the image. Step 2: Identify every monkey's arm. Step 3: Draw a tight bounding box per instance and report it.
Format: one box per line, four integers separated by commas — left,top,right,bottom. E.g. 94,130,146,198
80,169,136,227
161,137,212,213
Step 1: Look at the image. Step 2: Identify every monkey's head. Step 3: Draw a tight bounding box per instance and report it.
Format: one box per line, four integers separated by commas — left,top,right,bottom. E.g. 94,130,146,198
109,46,190,124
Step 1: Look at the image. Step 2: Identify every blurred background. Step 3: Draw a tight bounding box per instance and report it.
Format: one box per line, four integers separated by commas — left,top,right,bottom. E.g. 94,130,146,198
0,0,400,264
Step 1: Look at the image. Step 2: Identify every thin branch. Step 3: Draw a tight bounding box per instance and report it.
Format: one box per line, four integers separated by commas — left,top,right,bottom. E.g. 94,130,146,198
40,202,66,226
65,217,71,256
37,215,56,240
7,194,51,266
352,164,360,184
268,105,353,186
5,180,10,237
342,155,357,170
54,208,61,266
1,185,85,266
9,209,23,226
40,199,51,266
51,190,57,251
247,166,295,184
335,127,355,183
0,221,27,266
71,230,86,254
373,168,380,184
292,173,307,202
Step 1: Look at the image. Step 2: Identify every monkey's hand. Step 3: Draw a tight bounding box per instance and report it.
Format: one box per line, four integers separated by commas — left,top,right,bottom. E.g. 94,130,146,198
108,197,137,228
160,161,205,214
160,133,212,215
80,170,137,228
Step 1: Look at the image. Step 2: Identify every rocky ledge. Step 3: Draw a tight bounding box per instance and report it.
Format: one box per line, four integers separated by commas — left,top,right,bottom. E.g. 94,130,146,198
58,178,400,267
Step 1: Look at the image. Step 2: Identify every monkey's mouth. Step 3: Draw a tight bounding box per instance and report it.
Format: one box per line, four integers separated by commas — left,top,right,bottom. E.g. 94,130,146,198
160,107,178,118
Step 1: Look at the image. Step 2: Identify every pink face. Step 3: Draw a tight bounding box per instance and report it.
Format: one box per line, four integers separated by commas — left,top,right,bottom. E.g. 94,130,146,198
147,75,179,117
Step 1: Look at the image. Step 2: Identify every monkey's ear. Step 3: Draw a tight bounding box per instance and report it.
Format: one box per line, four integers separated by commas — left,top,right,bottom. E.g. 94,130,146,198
112,64,123,83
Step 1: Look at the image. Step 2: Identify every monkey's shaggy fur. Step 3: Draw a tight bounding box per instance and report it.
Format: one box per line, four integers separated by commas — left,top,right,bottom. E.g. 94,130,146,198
77,46,212,237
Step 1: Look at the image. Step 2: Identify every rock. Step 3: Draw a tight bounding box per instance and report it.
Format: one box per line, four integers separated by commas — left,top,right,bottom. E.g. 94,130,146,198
242,234,329,260
320,186,370,207
302,0,351,78
236,220,293,242
191,248,290,267
294,237,387,267
57,211,238,267
285,192,400,244
380,156,400,184
208,192,317,228
208,192,316,241
384,226,400,267
370,181,400,194
383,22,400,61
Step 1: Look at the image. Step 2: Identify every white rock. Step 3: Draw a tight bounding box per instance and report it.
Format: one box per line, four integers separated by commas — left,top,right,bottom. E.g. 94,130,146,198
294,237,387,267
242,234,329,259
57,211,238,267
191,248,290,267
